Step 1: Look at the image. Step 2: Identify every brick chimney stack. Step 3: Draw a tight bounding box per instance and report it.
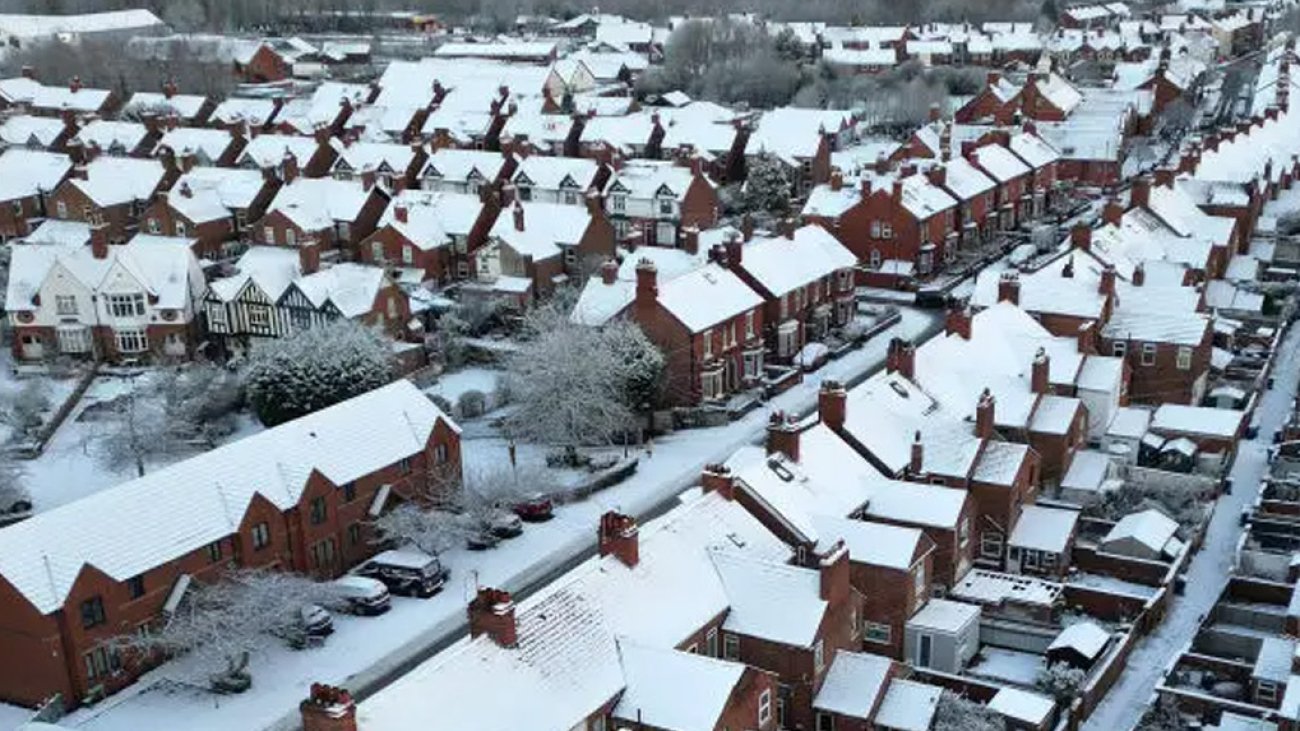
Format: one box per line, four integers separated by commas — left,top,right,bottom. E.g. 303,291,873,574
975,388,996,439
512,200,525,231
1102,197,1124,226
997,271,1020,305
1077,320,1096,354
468,587,518,648
830,168,843,191
1070,223,1091,251
598,512,639,567
600,258,618,285
945,303,971,340
1099,264,1116,297
886,338,916,379
682,225,700,256
724,231,743,268
299,243,321,275
700,464,735,500
818,379,847,431
394,202,409,223
634,259,657,310
1130,175,1152,210
1031,348,1050,394
90,223,110,260
1132,263,1145,287
282,152,300,184
300,684,357,731
766,411,801,463
818,539,850,604
910,430,924,475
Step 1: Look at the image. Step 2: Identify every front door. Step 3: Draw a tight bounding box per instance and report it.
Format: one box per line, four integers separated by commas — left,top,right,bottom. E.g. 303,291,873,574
917,633,933,667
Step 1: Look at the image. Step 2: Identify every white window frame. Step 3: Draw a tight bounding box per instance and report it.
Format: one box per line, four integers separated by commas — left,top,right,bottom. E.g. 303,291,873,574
174,220,186,238
706,627,719,657
55,295,78,316
371,240,384,262
981,531,1004,559
248,306,270,329
1176,346,1192,371
285,228,296,247
758,689,773,726
1141,342,1157,367
107,293,146,318
864,622,891,644
702,328,713,360
263,225,275,244
881,223,894,239
869,249,882,269
1112,341,1127,357
723,633,740,660
610,194,626,213
402,245,414,265
114,328,149,354
745,311,755,340
814,638,825,672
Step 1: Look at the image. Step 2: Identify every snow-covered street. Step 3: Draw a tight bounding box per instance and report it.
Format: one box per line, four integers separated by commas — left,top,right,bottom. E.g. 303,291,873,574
51,309,939,731
1080,322,1300,731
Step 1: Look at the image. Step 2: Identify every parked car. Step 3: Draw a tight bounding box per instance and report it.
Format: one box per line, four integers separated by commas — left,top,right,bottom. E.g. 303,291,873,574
331,575,392,616
487,508,523,538
277,604,334,649
512,494,554,522
465,527,500,551
354,549,450,598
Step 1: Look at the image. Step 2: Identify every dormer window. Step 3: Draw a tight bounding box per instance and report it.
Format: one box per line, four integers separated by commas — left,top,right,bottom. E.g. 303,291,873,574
610,194,627,213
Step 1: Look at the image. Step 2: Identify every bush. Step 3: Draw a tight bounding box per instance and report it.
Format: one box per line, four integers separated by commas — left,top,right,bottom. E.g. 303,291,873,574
457,390,488,419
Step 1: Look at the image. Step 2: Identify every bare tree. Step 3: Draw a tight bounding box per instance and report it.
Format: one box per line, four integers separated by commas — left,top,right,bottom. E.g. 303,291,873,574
92,378,184,478
1,381,51,443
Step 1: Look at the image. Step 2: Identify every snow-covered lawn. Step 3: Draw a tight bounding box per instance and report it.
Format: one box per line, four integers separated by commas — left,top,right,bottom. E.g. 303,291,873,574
0,351,82,446
969,647,1046,687
1081,322,1300,731
1067,572,1160,601
424,367,503,410
60,307,939,731
0,699,35,728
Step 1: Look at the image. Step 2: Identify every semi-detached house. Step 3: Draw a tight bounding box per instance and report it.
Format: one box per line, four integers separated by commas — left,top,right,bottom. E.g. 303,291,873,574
139,166,281,258
0,148,71,240
359,189,495,284
602,159,719,248
0,381,461,710
45,155,172,244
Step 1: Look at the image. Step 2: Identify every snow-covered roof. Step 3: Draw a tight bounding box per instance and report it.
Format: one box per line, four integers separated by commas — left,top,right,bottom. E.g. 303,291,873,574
330,139,416,177
612,641,745,730
238,134,319,170
276,81,369,135
434,41,558,59
656,262,762,334
814,651,894,719
489,200,592,261
747,108,851,166
1102,508,1179,555
873,680,942,731
72,120,148,155
357,490,791,731
210,97,280,128
0,9,162,38
1061,450,1115,493
23,219,91,247
1034,73,1084,115
971,142,1031,182
1010,131,1061,169
1049,620,1111,661
122,91,208,120
1255,636,1295,683
0,379,453,616
155,127,237,163
513,155,601,191
0,148,69,202
420,148,511,183
207,246,301,302
604,159,704,201
972,441,1032,486
295,263,389,318
713,551,827,648
989,687,1056,726
1030,394,1081,436
8,233,200,314
167,167,268,224
812,515,923,572
66,156,165,207
378,190,483,250
30,83,112,113
1009,505,1079,554
266,177,373,232
1107,406,1151,440
1150,404,1243,439
842,370,983,480
0,114,66,148
735,226,855,297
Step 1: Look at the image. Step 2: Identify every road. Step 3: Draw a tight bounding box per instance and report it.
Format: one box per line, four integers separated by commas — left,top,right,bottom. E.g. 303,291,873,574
1081,322,1300,731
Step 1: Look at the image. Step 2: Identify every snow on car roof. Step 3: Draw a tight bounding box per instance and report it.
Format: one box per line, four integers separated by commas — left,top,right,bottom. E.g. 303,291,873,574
367,549,437,570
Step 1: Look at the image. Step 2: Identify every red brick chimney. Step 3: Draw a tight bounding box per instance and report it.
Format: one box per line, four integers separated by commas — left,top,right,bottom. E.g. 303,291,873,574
891,179,904,203
1154,168,1175,188
701,464,735,500
90,223,110,260
600,258,618,285
1077,320,1096,354
1130,175,1151,210
818,380,846,431
682,225,700,255
299,243,321,275
766,411,801,462
724,232,743,268
928,103,942,123
945,304,971,340
20,65,35,80
976,388,995,438
1132,263,1145,287
162,79,178,99
300,684,357,731
468,587,517,647
926,164,947,189
1031,348,1050,394
910,430,924,475
818,539,850,604
69,75,81,93
830,168,843,191
634,259,657,310
886,338,915,379
859,177,873,199
282,152,300,184
361,168,377,192
598,512,639,567
1102,197,1123,226
512,200,525,231
1070,223,1091,252
1098,264,1116,296
394,202,409,223
997,271,1020,305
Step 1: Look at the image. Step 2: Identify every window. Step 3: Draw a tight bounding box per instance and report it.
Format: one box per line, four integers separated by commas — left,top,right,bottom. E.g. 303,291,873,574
107,293,146,318
610,195,626,213
146,218,160,234
84,646,120,681
348,524,361,547
80,596,106,629
175,220,186,237
723,633,740,660
1112,341,1127,357
981,531,1004,559
706,627,719,657
869,249,882,269
126,575,145,600
371,240,384,262
913,566,926,599
685,643,698,654
434,443,449,464
959,516,970,548
263,225,275,244
252,521,270,550
386,297,398,320
55,295,78,316
343,482,357,502
656,221,675,245
399,457,412,474
1176,346,1192,371
758,689,772,726
870,220,882,237
745,311,755,340
658,197,673,216
881,223,893,239
517,186,532,201
1141,343,1157,366
56,200,67,218
1023,549,1040,569
285,228,297,247
864,622,892,644
817,712,836,731
702,328,713,360
563,191,578,205
813,639,825,672
588,717,607,731
114,328,148,354
338,222,351,241
310,537,337,569
310,496,327,525
402,245,413,265
207,540,223,562
1259,680,1280,704
248,307,270,328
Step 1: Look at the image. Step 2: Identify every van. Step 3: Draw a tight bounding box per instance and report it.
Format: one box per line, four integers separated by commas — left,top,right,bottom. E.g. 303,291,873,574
354,549,449,598
332,575,392,615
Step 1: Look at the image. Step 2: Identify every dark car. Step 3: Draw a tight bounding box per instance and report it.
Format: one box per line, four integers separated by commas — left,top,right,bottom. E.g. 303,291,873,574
354,549,449,598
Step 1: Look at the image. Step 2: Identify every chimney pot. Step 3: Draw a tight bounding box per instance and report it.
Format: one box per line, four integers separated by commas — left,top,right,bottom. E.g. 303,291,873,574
600,258,618,285
701,464,735,500
299,243,321,275
997,271,1020,305
976,388,996,439
945,304,971,340
886,338,916,379
1070,223,1091,251
766,411,801,462
468,587,518,648
394,203,409,224
598,512,639,567
910,430,924,475
1031,347,1050,394
90,223,110,259
818,380,847,431
300,684,358,731
512,201,525,231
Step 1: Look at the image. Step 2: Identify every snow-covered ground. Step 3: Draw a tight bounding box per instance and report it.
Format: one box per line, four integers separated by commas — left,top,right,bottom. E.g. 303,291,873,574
0,351,81,446
0,700,34,729
59,308,939,731
1080,321,1300,731
424,367,503,408
969,647,1046,687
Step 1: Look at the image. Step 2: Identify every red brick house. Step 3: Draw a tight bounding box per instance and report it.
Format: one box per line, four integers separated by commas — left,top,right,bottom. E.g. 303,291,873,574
139,167,281,258
801,166,958,287
45,155,173,244
602,159,719,247
233,43,292,83
955,71,1083,124
0,148,71,240
359,190,497,284
0,381,462,709
252,167,389,257
964,138,1034,230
